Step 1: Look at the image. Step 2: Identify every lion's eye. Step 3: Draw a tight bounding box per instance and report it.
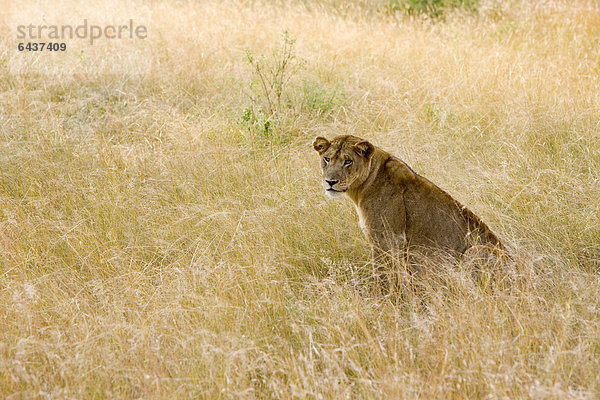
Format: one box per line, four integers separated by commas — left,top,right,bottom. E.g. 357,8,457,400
323,157,330,163
343,159,353,166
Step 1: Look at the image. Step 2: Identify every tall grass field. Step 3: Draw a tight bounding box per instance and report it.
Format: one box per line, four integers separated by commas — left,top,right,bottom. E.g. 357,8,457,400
1,0,600,398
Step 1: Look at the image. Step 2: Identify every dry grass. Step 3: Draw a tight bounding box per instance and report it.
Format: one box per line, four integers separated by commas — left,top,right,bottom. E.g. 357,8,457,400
1,0,600,398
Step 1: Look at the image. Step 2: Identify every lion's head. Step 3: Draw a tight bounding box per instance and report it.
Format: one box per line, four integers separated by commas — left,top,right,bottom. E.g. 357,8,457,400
313,135,375,197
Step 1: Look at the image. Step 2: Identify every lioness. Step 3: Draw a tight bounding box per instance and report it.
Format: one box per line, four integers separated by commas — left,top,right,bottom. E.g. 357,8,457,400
313,135,503,263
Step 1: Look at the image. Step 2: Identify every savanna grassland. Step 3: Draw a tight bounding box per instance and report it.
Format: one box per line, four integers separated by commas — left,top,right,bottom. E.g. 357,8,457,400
1,0,600,398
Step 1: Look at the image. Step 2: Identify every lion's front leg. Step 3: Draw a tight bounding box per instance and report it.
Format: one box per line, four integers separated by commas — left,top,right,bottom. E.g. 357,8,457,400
370,245,391,292
370,233,408,292
359,199,407,292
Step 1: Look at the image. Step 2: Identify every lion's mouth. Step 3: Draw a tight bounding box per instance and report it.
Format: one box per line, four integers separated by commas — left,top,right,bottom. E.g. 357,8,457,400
326,188,346,197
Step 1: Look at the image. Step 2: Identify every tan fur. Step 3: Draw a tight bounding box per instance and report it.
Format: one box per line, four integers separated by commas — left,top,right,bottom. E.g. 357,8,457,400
313,135,503,261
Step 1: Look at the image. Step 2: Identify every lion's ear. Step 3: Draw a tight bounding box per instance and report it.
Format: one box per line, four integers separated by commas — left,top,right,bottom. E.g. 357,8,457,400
354,141,374,160
313,137,331,155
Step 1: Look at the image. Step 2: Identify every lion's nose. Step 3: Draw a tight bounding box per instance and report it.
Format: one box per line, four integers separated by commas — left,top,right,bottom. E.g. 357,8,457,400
326,179,339,187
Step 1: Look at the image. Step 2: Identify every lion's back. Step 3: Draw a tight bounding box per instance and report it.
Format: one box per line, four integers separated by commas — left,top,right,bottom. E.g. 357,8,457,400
398,170,501,254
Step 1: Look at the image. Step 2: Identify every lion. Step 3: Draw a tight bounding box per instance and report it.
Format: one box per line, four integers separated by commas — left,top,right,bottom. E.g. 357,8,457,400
313,135,504,268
